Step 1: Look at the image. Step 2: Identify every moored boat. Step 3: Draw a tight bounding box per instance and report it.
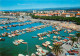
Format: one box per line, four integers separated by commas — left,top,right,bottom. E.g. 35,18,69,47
22,42,27,44
31,53,36,56
32,36,37,38
0,37,5,41
8,35,12,38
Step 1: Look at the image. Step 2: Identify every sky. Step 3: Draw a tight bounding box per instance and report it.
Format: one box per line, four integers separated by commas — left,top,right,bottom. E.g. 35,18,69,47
0,0,80,10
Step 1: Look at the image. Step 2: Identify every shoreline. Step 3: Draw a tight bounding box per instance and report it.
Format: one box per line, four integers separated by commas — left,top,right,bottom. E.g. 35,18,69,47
0,16,80,31
29,18,80,31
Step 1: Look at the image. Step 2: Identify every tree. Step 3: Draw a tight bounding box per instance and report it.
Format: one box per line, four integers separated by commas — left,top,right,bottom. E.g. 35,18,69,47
76,33,80,43
31,15,80,25
52,43,63,56
70,37,77,46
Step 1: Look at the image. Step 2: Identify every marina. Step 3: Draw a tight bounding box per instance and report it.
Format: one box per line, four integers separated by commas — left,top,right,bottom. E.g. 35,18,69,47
0,0,80,55
0,17,80,56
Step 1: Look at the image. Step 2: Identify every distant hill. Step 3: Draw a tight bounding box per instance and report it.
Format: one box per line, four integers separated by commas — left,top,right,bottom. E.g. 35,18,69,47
0,7,80,12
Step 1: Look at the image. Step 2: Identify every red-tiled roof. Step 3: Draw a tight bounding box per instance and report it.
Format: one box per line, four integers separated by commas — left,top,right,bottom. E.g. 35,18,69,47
35,14,48,16
76,13,80,15
62,13,70,15
53,13,60,14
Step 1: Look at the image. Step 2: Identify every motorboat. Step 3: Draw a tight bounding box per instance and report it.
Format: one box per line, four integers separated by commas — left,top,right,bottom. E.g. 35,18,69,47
44,37,47,39
64,30,66,32
22,42,27,44
45,41,51,45
47,34,50,37
58,36,61,40
35,45,41,49
22,31,25,34
39,37,43,40
13,39,24,45
48,45,53,49
31,53,36,56
8,35,12,38
0,38,5,41
53,36,57,39
32,36,37,38
12,34,15,37
42,43,48,47
18,54,24,56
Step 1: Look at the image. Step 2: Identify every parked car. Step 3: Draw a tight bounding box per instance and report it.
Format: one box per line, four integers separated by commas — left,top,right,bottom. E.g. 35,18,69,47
65,53,77,56
68,50,79,54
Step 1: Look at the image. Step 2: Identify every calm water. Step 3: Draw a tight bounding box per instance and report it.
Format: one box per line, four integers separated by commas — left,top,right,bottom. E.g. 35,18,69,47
0,20,78,56
0,18,8,19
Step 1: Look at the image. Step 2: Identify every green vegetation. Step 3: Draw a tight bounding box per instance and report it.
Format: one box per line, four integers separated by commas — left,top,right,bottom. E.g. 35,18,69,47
31,15,80,25
70,37,77,46
52,43,63,56
76,33,80,43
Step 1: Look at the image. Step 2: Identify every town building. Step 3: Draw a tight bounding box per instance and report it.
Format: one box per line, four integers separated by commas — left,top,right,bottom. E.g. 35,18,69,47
76,13,80,17
35,14,51,16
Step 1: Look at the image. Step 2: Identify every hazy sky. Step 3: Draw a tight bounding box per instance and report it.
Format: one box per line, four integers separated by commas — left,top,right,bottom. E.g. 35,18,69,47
0,0,80,10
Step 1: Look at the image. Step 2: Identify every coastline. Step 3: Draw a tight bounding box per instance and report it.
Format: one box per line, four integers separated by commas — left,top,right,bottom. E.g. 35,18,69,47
29,18,80,31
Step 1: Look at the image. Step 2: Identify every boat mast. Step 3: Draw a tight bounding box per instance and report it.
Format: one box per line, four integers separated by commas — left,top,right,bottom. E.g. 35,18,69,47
27,42,29,55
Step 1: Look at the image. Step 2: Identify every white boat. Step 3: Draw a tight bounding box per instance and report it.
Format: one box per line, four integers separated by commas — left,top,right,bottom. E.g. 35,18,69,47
31,53,36,56
18,39,24,42
36,48,48,56
26,31,29,32
53,36,57,38
69,34,75,36
22,42,27,44
36,45,41,48
26,55,29,56
36,52,42,56
22,29,25,31
47,34,50,37
18,32,22,35
22,31,25,34
64,30,66,32
11,34,15,37
48,45,53,49
18,54,24,56
16,30,19,33
44,37,47,38
13,41,18,45
8,35,12,38
33,29,36,31
45,41,51,45
13,39,24,45
39,37,43,40
58,36,61,40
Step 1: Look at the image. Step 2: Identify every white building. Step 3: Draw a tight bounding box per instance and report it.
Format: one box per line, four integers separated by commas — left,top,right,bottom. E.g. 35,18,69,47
66,14,70,17
33,10,36,13
20,12,26,16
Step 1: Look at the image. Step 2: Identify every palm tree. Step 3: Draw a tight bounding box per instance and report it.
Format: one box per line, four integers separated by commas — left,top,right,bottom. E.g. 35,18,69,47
70,37,77,46
76,33,80,43
52,43,63,56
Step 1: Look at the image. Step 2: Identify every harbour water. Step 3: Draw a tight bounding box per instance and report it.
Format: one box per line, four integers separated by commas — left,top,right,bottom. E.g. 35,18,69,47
0,18,78,56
